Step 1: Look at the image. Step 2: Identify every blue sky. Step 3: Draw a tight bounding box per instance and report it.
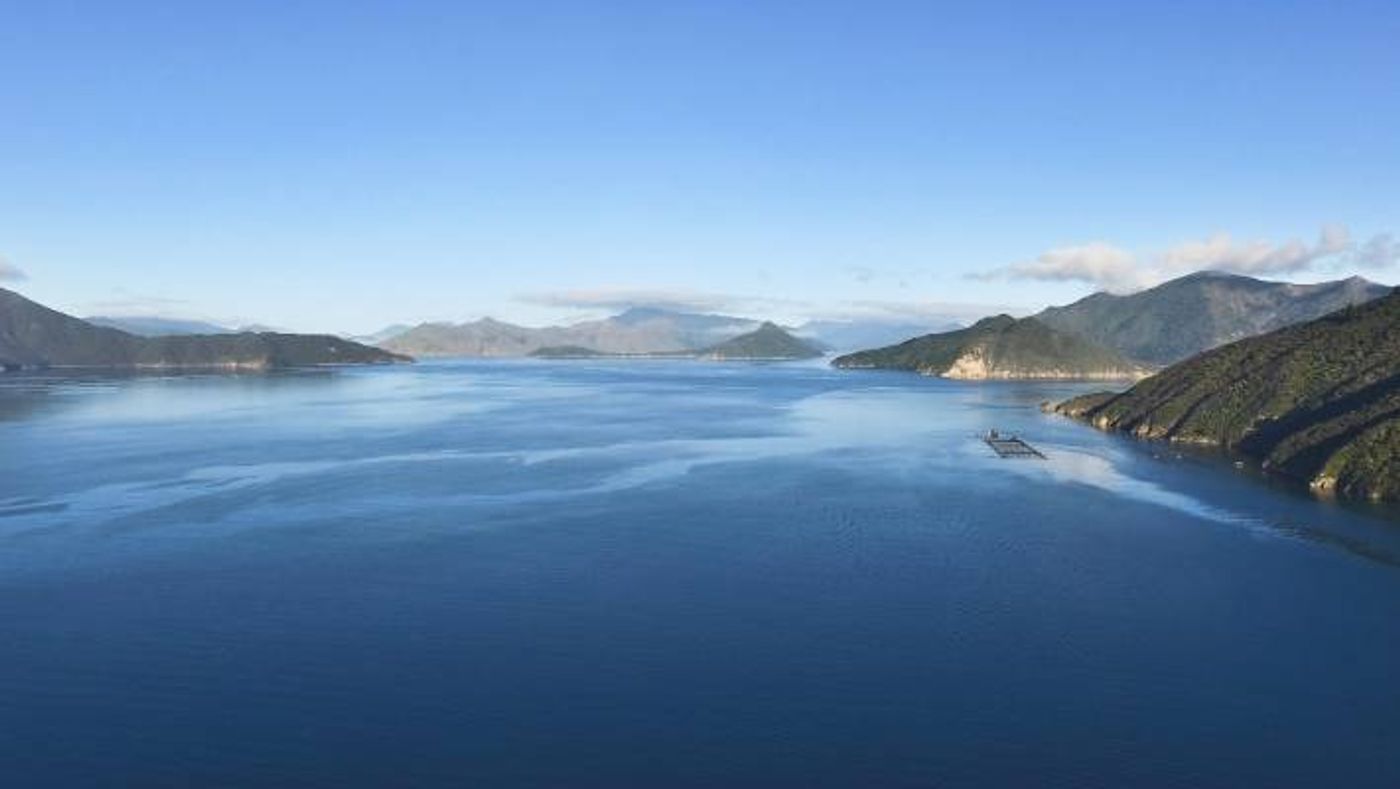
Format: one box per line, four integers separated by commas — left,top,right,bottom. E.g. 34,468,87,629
1,1,1397,333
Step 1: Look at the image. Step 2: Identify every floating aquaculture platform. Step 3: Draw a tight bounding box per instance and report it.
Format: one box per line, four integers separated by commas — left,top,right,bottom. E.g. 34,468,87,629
982,431,1046,459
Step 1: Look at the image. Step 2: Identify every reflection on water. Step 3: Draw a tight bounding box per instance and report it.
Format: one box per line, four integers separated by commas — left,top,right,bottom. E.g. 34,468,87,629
4,364,1395,556
3,360,1400,787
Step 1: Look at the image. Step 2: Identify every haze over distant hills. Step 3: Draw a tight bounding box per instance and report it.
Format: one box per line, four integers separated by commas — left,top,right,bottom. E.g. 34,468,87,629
1036,272,1389,365
85,315,235,337
1,288,407,370
352,324,413,346
793,319,962,353
380,307,769,358
1054,288,1400,502
832,315,1145,380
375,306,978,359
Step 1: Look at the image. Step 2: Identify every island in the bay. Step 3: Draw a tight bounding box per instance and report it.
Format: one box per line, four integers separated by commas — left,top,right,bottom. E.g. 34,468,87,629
527,322,823,361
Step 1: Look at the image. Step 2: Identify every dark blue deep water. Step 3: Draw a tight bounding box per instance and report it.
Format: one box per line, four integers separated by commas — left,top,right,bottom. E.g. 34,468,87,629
3,360,1400,787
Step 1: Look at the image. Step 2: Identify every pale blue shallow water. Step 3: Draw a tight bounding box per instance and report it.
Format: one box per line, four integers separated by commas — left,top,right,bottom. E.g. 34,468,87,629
2,360,1399,787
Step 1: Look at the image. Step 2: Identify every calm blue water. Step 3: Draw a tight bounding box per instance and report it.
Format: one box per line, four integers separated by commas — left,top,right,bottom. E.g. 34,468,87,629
3,360,1400,787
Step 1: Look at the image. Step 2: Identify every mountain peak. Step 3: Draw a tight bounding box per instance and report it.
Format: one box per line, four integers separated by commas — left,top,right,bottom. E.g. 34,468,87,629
701,323,821,360
969,314,1017,330
612,306,679,324
1036,271,1392,365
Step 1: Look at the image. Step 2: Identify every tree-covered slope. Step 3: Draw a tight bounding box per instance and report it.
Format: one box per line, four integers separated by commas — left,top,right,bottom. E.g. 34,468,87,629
1036,272,1389,365
700,322,822,360
832,315,1144,379
0,288,409,370
1054,289,1400,501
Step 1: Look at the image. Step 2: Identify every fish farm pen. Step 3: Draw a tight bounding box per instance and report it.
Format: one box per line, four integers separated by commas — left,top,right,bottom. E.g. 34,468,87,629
983,431,1046,459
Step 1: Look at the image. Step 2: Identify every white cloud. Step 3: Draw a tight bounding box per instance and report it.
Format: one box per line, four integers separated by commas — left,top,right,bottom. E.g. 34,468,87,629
976,242,1142,292
0,254,27,282
979,224,1392,293
1157,225,1350,277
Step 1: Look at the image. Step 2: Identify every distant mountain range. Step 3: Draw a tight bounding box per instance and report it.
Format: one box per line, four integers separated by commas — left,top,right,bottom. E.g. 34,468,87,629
351,323,413,346
375,307,979,359
380,307,763,357
793,319,962,353
1035,271,1389,365
85,315,236,336
1,288,408,370
1053,288,1400,502
832,315,1145,380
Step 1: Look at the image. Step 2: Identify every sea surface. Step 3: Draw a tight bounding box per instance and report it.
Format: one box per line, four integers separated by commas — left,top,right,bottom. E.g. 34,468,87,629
3,360,1399,787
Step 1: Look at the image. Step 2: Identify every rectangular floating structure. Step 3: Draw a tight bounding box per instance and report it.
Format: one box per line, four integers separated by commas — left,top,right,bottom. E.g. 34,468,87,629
983,434,1046,459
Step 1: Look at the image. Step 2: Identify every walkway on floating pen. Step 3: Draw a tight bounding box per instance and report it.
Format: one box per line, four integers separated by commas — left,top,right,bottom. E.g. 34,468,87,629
982,433,1046,459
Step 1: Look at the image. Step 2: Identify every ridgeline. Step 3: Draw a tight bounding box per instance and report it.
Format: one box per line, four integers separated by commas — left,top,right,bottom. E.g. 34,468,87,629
832,315,1145,380
1,288,410,371
1053,289,1400,502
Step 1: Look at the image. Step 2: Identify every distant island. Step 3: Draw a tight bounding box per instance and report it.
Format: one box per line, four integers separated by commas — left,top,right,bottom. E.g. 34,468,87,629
699,322,823,360
527,345,611,359
832,315,1146,380
524,323,822,361
1,288,410,371
1052,289,1400,502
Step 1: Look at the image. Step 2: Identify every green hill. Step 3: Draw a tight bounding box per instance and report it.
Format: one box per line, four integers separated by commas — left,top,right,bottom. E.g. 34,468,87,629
1036,271,1389,365
527,345,608,358
832,315,1144,380
700,322,822,360
1053,289,1400,502
1,288,410,370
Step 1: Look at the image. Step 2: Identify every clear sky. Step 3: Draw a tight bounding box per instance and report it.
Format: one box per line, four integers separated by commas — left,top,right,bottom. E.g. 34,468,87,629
1,1,1397,333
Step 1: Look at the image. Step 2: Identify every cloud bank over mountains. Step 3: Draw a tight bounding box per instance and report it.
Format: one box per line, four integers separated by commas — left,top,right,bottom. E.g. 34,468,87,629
978,225,1397,293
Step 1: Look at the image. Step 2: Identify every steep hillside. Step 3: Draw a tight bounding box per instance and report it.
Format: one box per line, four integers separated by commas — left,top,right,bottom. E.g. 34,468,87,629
700,323,823,360
1053,290,1400,501
832,316,1144,380
0,288,408,370
1036,272,1389,365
